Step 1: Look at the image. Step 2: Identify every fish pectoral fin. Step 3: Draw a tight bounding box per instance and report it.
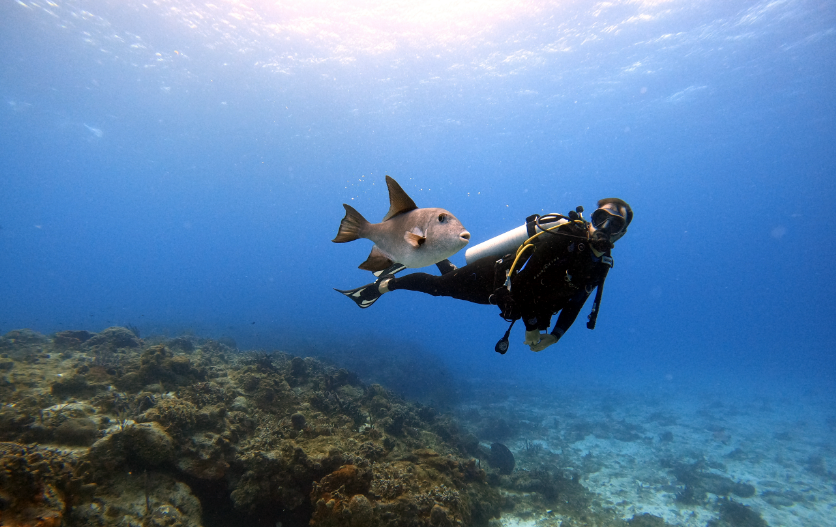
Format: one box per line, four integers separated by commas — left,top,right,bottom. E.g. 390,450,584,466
404,231,426,248
359,246,395,272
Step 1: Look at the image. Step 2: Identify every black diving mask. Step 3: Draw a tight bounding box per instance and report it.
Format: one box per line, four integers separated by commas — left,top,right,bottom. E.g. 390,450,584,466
591,208,626,236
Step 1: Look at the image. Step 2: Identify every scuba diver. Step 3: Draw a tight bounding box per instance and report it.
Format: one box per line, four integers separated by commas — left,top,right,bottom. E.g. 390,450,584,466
335,198,632,353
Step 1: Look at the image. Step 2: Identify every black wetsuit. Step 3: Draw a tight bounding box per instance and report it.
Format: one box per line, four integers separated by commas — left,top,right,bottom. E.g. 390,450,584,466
387,221,613,337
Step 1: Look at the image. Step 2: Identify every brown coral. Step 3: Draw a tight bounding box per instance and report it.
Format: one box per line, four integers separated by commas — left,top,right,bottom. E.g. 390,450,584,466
0,442,95,527
0,329,504,527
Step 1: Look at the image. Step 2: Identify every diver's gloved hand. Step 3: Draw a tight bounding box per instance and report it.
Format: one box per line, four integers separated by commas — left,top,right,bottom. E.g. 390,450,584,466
524,330,542,346
529,334,558,352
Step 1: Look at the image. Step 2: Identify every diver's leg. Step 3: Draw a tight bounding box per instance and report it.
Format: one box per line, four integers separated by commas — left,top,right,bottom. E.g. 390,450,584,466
385,260,496,304
374,262,407,278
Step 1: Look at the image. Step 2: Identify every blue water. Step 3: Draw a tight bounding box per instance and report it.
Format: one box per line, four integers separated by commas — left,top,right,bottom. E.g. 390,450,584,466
1,0,834,399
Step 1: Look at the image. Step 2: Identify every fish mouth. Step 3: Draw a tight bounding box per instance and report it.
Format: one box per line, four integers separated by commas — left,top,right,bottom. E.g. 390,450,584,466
460,231,471,242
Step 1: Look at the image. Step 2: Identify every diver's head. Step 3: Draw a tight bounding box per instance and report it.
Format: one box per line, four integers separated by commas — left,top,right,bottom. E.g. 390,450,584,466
589,198,632,250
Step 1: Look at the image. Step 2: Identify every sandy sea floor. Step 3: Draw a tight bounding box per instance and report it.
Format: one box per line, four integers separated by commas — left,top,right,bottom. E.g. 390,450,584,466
455,381,836,527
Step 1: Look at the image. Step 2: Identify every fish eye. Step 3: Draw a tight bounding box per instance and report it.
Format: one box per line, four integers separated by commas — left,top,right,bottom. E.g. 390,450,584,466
438,213,446,222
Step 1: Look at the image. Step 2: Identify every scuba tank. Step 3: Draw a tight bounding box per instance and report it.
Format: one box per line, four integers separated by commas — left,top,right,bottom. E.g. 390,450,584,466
465,213,568,265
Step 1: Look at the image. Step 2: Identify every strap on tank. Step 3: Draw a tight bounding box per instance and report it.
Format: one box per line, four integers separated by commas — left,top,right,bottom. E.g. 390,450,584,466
525,214,540,237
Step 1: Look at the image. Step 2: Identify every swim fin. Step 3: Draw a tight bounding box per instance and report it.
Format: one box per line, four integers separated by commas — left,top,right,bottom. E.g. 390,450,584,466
334,283,382,309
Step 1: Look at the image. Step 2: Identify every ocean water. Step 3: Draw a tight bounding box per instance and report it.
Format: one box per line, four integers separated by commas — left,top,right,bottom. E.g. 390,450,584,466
1,1,835,525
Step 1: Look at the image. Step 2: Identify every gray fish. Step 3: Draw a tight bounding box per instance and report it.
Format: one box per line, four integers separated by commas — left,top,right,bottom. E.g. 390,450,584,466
332,176,470,271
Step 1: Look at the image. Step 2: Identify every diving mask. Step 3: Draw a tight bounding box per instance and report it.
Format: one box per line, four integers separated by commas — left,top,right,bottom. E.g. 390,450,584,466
591,208,627,237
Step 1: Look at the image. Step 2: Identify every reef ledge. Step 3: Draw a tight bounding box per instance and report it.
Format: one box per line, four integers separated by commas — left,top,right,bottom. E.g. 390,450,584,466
0,327,502,527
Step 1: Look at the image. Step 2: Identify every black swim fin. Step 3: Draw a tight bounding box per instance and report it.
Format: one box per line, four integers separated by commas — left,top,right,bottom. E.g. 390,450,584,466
334,283,381,309
436,259,457,275
339,263,404,309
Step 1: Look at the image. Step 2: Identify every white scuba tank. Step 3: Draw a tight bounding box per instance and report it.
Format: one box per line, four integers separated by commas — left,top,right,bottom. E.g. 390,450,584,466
464,214,568,265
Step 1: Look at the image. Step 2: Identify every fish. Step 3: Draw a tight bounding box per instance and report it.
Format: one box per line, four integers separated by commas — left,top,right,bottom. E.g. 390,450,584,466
332,175,470,272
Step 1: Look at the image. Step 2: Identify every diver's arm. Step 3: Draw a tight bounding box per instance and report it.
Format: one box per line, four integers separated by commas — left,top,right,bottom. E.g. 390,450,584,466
519,307,553,332
530,289,592,352
523,310,555,350
551,287,593,337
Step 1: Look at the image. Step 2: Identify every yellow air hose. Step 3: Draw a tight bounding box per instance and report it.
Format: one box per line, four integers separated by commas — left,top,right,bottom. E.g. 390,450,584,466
504,219,587,290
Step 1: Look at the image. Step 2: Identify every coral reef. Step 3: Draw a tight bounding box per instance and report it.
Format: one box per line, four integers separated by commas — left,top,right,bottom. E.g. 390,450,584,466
666,460,756,504
0,442,95,527
4,326,738,527
0,328,502,527
707,499,769,527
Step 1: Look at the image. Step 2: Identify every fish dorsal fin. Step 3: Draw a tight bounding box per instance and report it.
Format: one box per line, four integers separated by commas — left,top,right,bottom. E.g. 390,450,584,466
382,175,418,221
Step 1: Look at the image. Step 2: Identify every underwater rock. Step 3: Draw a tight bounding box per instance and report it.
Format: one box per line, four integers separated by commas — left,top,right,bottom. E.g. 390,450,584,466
358,441,386,461
289,356,307,377
134,345,207,388
806,454,830,477
505,468,592,517
53,417,99,446
669,461,756,503
216,336,237,349
315,464,373,496
347,493,374,526
707,499,770,527
0,442,95,527
229,395,250,412
0,407,32,441
488,442,515,475
761,488,808,508
71,470,203,527
167,336,196,353
432,415,480,456
627,512,671,526
84,326,142,349
195,403,226,431
291,412,307,430
53,330,94,350
510,468,560,500
430,503,454,527
50,373,95,398
231,448,316,512
145,398,198,437
177,431,230,480
1,329,49,347
90,422,175,471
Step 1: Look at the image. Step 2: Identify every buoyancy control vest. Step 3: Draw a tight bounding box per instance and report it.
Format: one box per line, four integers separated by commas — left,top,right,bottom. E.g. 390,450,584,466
486,208,613,354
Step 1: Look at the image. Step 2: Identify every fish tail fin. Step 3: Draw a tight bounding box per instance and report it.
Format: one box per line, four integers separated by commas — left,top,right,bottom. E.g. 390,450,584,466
332,204,369,243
